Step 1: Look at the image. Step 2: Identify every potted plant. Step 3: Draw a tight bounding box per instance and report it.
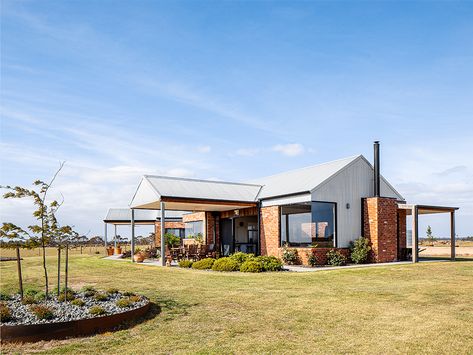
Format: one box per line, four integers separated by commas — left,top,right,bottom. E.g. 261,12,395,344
107,246,114,256
114,245,122,255
194,233,204,245
133,248,145,263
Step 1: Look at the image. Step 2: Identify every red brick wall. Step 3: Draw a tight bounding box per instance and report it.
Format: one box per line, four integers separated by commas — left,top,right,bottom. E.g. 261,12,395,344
154,221,185,246
397,209,407,250
205,212,219,246
363,197,398,263
260,206,280,257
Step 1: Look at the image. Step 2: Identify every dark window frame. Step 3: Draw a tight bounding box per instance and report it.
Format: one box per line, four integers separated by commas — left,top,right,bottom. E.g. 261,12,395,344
279,201,337,248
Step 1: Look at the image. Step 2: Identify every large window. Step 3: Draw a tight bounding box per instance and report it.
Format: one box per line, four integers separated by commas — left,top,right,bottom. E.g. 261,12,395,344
185,221,203,238
165,228,184,238
281,202,336,247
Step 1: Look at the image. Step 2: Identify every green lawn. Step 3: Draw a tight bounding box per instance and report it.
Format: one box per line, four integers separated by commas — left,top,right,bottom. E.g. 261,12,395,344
1,255,472,354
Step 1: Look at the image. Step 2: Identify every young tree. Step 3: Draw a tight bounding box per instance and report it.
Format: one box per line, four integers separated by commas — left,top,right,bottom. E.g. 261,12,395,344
426,225,436,244
0,223,33,299
1,162,65,299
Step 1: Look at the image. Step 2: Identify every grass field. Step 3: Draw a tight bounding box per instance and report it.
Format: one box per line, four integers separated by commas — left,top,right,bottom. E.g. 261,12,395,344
0,245,151,258
1,255,472,354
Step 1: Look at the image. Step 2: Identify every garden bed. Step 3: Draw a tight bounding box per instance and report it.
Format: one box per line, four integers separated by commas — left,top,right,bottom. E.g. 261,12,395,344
0,288,150,342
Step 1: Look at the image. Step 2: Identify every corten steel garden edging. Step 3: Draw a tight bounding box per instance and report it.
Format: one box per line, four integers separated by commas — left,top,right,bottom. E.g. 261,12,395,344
0,301,150,343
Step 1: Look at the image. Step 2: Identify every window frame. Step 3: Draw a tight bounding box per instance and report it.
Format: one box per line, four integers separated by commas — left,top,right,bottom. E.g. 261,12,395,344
184,220,204,238
279,201,337,248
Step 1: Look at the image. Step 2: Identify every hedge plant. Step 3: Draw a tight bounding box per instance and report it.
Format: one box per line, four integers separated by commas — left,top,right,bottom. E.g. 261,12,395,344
192,258,215,270
178,259,193,268
229,252,254,264
240,260,263,273
255,256,283,271
211,257,240,272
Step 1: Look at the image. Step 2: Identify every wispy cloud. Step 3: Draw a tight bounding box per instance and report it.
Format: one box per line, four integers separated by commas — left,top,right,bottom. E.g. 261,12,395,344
272,143,305,157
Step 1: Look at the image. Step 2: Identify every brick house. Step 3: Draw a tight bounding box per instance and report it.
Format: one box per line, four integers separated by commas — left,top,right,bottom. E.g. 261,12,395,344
128,143,458,265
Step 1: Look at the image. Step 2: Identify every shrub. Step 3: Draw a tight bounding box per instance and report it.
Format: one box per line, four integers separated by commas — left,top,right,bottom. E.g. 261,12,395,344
240,260,263,273
123,291,136,297
255,256,283,272
192,258,215,270
106,287,119,295
116,298,133,308
0,303,12,322
229,252,254,265
326,250,347,266
129,295,141,303
307,252,318,267
282,245,299,265
35,291,46,301
24,288,39,297
0,292,11,301
94,293,108,301
71,298,85,307
212,257,240,272
89,306,106,316
84,290,96,297
22,295,37,305
58,291,75,302
81,285,96,292
30,304,54,320
178,259,193,268
350,236,371,264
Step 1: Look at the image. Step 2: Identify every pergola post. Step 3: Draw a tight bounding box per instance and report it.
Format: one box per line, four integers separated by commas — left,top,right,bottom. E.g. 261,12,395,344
104,222,108,249
131,209,135,263
160,201,166,266
450,211,456,261
114,224,117,249
412,205,419,263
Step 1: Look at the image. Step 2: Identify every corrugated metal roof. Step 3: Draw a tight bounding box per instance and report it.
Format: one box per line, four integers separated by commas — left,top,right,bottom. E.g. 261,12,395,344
252,155,360,199
144,175,262,202
104,208,185,222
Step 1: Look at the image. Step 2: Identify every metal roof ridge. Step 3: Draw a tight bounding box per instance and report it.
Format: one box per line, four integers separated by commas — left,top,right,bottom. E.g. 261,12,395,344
143,174,263,187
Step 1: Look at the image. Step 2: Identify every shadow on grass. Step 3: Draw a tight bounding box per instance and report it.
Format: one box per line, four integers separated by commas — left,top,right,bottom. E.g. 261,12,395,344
155,296,197,321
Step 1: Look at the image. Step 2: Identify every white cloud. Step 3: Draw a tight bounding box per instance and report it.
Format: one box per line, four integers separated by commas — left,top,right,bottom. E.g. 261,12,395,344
272,143,305,157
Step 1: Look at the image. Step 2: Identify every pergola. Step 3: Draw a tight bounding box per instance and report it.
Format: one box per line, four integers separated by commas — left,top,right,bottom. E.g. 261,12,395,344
103,208,184,249
129,175,261,265
397,204,459,262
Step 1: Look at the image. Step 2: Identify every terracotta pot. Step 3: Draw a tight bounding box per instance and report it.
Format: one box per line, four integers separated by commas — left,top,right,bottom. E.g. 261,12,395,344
114,246,122,255
133,253,145,263
106,247,114,256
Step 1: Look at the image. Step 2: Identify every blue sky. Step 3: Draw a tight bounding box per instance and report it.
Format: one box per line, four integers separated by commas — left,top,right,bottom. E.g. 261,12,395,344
1,1,472,238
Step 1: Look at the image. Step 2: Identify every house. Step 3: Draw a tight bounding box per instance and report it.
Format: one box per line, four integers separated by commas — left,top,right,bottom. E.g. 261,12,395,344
129,142,458,265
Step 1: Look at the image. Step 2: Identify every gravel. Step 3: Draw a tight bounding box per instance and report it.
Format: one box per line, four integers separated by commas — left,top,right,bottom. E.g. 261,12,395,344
0,291,149,326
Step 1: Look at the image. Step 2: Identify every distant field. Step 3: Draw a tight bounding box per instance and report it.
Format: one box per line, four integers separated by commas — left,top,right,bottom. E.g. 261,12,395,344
0,245,151,258
419,240,473,247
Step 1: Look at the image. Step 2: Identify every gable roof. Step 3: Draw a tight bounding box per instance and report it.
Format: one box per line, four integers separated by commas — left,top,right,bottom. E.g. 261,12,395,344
131,175,262,207
129,154,404,209
252,155,360,199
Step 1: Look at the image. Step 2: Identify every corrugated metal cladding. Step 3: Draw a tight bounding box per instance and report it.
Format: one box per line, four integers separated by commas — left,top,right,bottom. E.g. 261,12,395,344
252,155,359,199
145,175,262,202
313,157,404,247
104,208,185,222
